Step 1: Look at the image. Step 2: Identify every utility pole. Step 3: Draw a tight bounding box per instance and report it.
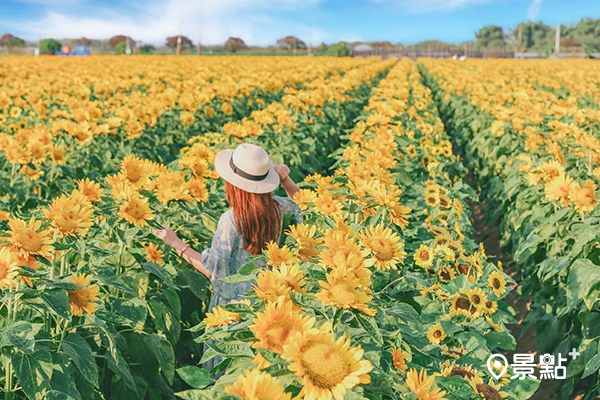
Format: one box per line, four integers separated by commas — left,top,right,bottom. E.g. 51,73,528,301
555,24,561,59
126,37,132,55
518,25,522,58
176,35,182,56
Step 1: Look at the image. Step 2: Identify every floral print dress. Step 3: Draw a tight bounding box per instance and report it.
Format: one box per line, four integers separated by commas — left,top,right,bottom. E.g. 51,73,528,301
200,196,301,311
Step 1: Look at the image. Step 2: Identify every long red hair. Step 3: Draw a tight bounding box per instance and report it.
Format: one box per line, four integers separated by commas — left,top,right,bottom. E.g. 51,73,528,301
225,182,282,255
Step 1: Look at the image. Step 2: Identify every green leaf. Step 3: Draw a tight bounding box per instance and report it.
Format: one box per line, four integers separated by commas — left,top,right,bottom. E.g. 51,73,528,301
567,259,600,310
582,352,600,379
177,270,209,301
144,334,175,385
435,376,475,399
44,391,77,400
12,349,53,400
112,297,148,326
354,313,383,345
219,273,257,284
176,366,213,389
41,289,71,319
0,321,35,352
142,262,175,287
61,333,99,386
106,347,138,396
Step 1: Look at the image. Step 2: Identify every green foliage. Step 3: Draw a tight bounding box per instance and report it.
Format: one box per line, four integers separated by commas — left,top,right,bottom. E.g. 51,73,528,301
475,25,505,47
139,44,156,54
39,39,62,55
115,41,127,55
327,42,350,57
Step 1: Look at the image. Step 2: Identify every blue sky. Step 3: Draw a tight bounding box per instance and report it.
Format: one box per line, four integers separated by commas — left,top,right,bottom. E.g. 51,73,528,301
0,0,598,46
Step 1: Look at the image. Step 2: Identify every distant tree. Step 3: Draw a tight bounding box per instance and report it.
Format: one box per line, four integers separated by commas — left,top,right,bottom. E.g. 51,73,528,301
0,34,25,48
166,36,193,49
139,44,156,54
371,41,393,49
275,36,307,51
115,42,127,55
224,37,247,53
76,37,92,46
327,42,350,57
515,22,553,51
475,25,506,47
40,39,62,55
565,18,600,53
317,42,328,54
108,35,134,48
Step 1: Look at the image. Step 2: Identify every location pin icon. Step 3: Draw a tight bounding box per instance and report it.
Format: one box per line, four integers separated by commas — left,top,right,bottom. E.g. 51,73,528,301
487,354,508,380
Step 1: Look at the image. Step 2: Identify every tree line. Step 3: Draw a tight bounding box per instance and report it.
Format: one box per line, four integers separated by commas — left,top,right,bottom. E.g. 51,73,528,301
1,17,598,55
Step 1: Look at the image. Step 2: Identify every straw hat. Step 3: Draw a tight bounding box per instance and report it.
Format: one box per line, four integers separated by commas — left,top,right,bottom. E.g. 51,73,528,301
214,143,280,194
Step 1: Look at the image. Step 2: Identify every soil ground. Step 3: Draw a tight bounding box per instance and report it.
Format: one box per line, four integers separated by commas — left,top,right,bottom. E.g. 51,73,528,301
465,188,560,400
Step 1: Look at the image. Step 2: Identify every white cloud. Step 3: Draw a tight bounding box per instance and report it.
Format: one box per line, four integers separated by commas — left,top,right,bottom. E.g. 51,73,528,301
5,0,331,46
527,0,542,20
371,0,493,13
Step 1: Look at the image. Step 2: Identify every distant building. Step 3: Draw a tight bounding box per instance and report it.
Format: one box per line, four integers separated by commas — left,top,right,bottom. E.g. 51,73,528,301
353,44,372,52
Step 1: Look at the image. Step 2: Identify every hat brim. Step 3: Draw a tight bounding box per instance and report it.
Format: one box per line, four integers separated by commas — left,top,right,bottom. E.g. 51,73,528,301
214,149,280,194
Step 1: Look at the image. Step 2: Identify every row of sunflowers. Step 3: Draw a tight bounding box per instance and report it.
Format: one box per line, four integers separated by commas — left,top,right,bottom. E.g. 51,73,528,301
181,59,539,399
0,56,378,215
419,59,600,399
0,56,394,399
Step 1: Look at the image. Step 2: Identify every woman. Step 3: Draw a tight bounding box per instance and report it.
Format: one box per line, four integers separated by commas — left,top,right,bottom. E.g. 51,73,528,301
155,143,301,310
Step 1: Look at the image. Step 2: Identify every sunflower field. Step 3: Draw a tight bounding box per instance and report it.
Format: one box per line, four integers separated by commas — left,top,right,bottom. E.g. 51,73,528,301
0,55,597,400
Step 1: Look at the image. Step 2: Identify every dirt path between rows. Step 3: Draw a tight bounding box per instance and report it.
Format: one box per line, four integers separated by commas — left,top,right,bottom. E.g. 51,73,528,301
464,176,560,400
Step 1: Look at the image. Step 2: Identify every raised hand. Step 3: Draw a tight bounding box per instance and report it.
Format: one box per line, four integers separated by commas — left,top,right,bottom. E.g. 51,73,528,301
274,164,291,182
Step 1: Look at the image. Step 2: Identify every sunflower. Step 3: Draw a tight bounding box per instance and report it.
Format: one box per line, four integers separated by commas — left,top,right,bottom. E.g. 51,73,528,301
77,178,104,203
186,178,209,202
119,154,152,189
282,321,372,400
392,348,408,372
0,211,10,221
438,360,481,381
5,217,53,259
389,204,411,228
265,242,295,267
68,274,100,316
569,180,597,213
253,263,306,302
154,170,193,205
119,194,154,227
43,191,94,238
250,297,315,354
406,368,447,400
0,247,19,289
315,193,344,217
467,288,488,312
293,189,318,211
316,269,376,316
414,244,434,269
225,369,291,400
544,174,573,206
469,376,508,400
180,111,195,126
319,231,363,268
145,243,164,264
427,323,446,345
203,306,239,328
287,224,322,261
487,272,506,297
483,300,498,315
438,265,456,282
361,225,406,271
450,293,474,317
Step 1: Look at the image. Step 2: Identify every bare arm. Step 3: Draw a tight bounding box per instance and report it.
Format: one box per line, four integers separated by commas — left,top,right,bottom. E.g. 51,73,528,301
154,228,211,279
274,164,300,198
